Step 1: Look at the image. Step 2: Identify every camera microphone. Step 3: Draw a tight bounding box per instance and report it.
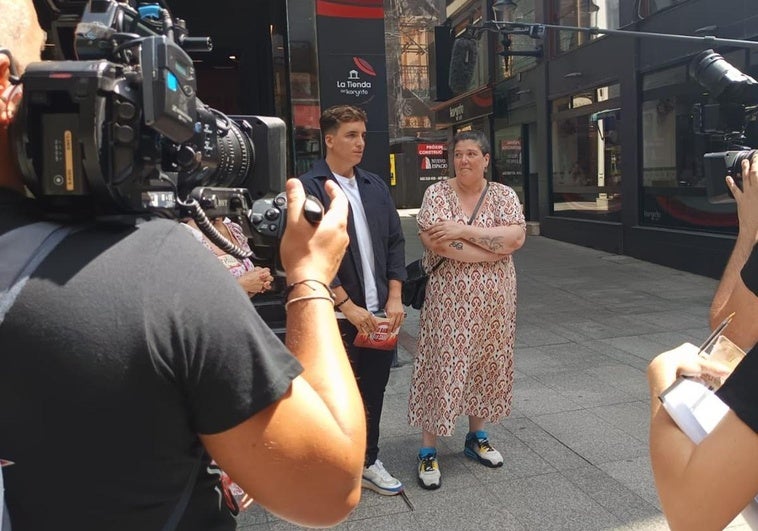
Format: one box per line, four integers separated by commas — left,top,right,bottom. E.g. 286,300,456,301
448,30,478,94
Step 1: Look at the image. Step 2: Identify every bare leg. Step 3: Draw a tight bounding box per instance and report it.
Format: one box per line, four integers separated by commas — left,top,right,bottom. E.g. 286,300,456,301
468,416,485,433
422,430,437,448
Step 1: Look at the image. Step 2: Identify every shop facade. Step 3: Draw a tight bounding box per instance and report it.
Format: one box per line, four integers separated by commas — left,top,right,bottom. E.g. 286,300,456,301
433,0,757,278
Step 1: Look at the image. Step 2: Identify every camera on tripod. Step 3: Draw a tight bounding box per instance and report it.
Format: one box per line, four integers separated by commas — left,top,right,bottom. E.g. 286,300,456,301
11,0,297,274
689,49,758,203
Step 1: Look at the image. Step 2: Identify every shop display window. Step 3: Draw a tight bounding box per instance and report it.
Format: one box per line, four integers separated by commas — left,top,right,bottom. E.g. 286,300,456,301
550,84,621,221
494,124,525,204
552,0,620,54
639,56,751,234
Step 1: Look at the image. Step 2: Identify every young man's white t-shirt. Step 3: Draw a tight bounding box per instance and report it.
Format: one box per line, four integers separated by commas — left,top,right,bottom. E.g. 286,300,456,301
333,173,379,312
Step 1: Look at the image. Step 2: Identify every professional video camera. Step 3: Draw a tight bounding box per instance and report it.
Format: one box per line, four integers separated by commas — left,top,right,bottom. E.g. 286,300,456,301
689,49,758,203
11,0,308,275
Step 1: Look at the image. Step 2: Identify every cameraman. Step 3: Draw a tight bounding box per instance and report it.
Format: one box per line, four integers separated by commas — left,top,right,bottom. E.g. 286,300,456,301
0,1,366,530
648,155,758,529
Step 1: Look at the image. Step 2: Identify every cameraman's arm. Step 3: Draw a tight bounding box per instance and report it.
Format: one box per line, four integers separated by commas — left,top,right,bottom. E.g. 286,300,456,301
200,179,366,528
710,155,758,350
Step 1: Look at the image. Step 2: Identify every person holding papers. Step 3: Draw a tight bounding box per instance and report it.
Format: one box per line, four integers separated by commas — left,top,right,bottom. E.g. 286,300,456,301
648,154,758,530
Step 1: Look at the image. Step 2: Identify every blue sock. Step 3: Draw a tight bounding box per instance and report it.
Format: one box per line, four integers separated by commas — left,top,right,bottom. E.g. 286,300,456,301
418,446,436,458
467,430,487,440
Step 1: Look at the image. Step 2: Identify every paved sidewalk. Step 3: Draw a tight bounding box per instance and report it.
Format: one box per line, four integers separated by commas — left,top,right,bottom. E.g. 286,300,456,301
238,215,748,530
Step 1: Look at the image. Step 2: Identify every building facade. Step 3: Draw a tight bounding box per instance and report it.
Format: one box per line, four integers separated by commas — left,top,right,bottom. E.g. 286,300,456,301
431,0,758,278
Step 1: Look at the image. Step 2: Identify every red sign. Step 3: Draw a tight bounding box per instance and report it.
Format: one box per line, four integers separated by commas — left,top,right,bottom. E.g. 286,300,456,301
417,143,445,156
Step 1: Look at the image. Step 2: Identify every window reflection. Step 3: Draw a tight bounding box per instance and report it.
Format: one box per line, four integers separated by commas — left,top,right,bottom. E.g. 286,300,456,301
553,0,620,54
551,84,621,221
640,62,741,233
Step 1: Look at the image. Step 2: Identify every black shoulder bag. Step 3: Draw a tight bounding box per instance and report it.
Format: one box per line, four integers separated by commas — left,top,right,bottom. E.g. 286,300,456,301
401,182,489,310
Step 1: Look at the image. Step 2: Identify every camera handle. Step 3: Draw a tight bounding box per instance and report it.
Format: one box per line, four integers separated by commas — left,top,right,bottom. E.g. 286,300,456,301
178,196,255,260
178,193,325,262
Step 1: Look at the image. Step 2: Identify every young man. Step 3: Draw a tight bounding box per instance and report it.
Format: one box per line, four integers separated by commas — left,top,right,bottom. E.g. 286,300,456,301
299,105,407,495
0,2,366,529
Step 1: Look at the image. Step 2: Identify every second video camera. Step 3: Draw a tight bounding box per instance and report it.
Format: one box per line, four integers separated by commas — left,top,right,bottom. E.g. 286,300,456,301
690,49,758,203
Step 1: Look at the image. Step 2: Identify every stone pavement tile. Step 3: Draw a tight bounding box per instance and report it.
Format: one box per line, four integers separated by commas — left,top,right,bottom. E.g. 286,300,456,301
595,335,678,362
236,523,271,531
560,462,663,526
643,328,708,351
502,417,590,470
633,309,707,330
598,456,660,509
584,364,649,402
516,295,599,315
515,322,574,348
532,369,639,409
530,410,649,465
236,504,271,529
489,472,622,530
378,391,418,440
612,517,670,531
589,401,650,444
581,339,656,372
512,374,584,416
407,485,526,531
269,519,350,531
548,318,658,343
347,512,417,530
516,343,613,378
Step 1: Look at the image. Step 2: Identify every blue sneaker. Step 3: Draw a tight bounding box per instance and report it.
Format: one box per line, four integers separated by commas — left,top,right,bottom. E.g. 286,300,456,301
418,450,441,490
464,431,503,468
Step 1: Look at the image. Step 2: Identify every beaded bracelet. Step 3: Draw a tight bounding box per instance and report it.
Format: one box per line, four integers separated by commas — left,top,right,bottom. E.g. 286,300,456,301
284,295,335,310
282,279,336,303
334,296,350,309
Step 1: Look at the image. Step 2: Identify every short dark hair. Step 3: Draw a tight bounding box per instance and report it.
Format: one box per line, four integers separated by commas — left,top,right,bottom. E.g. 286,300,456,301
453,130,490,156
320,105,368,135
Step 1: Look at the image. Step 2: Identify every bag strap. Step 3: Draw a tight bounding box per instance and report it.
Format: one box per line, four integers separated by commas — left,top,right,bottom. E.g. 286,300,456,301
429,181,490,273
0,222,79,325
0,221,81,531
160,447,204,531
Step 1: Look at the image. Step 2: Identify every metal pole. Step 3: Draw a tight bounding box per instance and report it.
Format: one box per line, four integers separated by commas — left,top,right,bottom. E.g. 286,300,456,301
492,21,758,49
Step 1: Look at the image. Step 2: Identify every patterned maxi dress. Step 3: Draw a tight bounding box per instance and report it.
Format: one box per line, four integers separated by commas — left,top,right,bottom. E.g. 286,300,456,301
407,180,525,436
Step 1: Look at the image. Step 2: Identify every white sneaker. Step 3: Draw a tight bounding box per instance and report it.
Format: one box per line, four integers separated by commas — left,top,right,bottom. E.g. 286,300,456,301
362,459,403,495
464,431,503,468
418,453,441,490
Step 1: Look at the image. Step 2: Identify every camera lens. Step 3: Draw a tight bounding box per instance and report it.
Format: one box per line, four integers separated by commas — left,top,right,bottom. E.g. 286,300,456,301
690,50,758,104
213,119,254,188
177,108,255,195
729,149,758,177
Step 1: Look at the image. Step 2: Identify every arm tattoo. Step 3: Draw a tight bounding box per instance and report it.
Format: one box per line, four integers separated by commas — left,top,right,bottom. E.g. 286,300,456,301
469,236,505,252
448,240,464,251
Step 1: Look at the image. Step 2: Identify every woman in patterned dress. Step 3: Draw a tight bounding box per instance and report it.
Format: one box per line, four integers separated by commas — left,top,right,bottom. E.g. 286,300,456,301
183,217,274,297
407,130,526,490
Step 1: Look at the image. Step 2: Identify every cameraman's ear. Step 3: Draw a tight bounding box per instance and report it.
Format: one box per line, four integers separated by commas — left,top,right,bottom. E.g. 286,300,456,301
0,54,21,125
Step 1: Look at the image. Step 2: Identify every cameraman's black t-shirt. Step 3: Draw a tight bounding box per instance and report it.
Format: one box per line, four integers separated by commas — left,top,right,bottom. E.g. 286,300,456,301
717,244,758,434
0,188,302,530
740,244,758,296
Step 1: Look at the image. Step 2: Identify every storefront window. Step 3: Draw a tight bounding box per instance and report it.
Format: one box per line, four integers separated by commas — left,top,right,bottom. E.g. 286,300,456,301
494,125,525,204
551,84,621,221
495,0,537,81
640,56,747,234
287,0,323,177
553,0,620,54
637,0,686,17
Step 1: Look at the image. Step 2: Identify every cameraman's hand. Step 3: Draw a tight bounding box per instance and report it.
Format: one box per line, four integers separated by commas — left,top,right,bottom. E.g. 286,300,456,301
280,179,348,284
727,153,758,244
